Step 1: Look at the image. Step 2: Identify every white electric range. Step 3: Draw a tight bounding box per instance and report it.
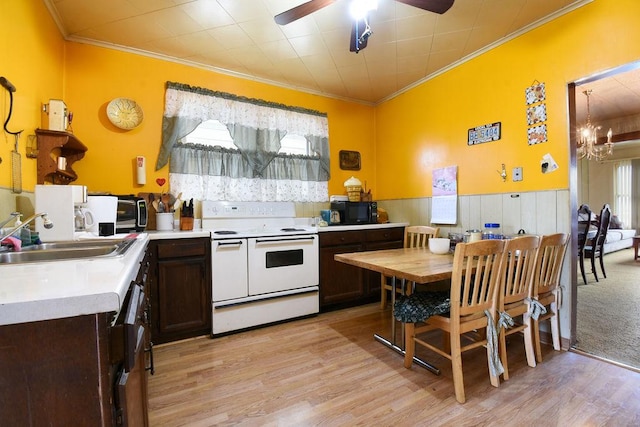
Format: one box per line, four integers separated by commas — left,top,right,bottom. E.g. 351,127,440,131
201,201,319,336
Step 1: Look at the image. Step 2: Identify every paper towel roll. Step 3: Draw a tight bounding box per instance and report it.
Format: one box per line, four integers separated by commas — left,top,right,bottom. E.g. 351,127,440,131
136,156,146,185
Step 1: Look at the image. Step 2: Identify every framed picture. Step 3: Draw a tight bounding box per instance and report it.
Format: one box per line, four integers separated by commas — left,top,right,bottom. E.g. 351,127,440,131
528,124,548,145
525,82,546,105
339,150,361,170
526,104,547,125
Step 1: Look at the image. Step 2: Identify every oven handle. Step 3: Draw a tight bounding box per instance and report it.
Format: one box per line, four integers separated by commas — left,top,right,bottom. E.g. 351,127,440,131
255,236,316,244
216,240,244,247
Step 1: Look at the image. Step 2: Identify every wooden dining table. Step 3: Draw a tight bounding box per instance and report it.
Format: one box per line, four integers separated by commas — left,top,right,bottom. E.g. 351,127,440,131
334,247,455,374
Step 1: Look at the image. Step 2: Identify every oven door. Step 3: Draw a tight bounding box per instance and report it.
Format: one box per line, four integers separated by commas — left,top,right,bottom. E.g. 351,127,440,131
247,235,318,295
212,238,248,301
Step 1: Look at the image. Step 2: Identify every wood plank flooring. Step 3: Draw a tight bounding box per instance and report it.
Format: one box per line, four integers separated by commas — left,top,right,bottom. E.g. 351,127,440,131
148,304,640,426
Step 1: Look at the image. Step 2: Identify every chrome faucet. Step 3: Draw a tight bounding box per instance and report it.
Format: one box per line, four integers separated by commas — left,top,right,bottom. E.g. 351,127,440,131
1,212,53,241
0,212,21,229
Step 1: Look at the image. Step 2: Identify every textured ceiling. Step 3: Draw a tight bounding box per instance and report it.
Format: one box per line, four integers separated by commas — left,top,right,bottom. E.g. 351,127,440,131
45,0,589,104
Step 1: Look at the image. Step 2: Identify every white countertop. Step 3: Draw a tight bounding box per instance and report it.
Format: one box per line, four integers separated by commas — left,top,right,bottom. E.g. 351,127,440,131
0,223,407,326
0,233,150,326
146,229,211,240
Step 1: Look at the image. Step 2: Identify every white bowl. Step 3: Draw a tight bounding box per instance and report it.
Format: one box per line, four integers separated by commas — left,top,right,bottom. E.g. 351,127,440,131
429,238,451,254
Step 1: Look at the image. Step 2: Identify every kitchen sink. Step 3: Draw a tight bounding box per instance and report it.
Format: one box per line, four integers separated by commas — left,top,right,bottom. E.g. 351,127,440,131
0,238,137,264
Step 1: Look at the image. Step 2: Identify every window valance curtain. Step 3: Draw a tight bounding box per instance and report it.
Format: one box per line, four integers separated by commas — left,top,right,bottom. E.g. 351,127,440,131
157,81,330,202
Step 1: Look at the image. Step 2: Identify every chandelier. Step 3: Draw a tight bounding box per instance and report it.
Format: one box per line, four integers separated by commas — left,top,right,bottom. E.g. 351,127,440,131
577,90,614,161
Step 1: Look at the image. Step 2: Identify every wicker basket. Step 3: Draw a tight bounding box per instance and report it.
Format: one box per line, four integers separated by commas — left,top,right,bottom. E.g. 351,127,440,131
346,185,361,202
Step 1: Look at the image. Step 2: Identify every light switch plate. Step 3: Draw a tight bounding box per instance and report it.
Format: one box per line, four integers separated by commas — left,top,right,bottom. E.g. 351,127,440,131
513,167,523,182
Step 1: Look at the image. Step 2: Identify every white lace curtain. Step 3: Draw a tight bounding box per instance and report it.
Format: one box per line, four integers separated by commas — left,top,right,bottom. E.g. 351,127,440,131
157,81,330,202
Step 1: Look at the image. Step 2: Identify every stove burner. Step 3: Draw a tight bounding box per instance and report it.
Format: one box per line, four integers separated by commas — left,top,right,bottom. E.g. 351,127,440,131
281,227,306,232
214,230,238,235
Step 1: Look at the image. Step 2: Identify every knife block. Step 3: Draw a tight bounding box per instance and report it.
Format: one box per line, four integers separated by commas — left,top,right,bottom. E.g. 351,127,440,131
180,216,193,231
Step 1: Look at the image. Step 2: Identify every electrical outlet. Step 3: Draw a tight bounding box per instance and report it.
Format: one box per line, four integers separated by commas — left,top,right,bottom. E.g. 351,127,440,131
513,167,523,182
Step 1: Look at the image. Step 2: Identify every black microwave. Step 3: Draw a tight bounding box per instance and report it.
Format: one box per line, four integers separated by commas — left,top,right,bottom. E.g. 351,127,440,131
330,201,378,225
116,195,148,233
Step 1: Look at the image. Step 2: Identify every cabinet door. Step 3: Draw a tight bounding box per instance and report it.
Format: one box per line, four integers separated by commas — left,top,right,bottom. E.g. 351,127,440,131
150,239,212,344
319,243,364,308
115,326,149,426
156,257,210,341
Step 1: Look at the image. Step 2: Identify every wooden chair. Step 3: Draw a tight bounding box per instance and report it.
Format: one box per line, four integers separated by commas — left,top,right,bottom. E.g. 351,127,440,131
577,204,592,285
497,235,541,380
380,225,439,308
530,233,570,363
399,239,506,403
583,204,611,282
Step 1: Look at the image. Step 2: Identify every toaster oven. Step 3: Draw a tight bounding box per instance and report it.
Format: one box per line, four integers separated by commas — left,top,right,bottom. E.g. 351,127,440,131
116,195,147,233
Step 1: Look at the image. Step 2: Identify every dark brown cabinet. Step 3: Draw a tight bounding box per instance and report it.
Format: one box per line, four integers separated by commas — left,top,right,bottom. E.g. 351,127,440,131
148,238,211,344
319,226,404,311
0,253,150,426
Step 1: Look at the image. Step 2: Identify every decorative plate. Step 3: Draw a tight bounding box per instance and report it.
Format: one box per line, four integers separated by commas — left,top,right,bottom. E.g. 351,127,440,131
107,97,143,130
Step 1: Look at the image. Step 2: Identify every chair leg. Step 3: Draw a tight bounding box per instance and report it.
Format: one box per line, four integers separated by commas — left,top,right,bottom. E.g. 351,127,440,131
499,328,509,380
550,302,561,351
533,318,543,364
486,338,500,389
450,335,466,404
599,253,607,279
579,253,588,285
522,313,537,368
590,253,599,282
404,323,415,369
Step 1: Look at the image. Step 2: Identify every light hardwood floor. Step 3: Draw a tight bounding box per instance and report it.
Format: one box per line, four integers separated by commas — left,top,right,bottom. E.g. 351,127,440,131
148,304,640,426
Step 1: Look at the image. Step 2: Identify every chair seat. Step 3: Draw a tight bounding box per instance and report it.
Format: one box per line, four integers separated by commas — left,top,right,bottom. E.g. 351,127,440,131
393,291,450,323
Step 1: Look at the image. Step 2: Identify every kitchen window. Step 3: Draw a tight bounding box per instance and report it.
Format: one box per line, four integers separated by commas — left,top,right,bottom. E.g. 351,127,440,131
182,119,312,156
158,82,330,202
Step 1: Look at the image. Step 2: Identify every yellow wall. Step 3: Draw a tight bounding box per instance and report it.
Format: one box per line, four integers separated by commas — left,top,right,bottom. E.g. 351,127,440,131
4,0,640,202
375,0,640,199
0,0,65,191
54,42,376,197
2,1,375,198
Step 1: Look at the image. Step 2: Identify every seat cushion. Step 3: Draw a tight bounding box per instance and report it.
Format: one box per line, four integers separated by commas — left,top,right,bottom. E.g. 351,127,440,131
393,291,451,323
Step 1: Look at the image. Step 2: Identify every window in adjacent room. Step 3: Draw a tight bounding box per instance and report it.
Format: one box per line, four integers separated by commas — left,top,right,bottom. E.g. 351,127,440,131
613,160,632,226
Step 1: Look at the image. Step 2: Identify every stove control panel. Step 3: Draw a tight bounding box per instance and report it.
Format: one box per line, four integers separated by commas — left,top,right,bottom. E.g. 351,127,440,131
202,201,296,219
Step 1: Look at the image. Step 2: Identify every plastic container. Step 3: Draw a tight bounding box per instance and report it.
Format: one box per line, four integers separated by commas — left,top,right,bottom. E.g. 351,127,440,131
483,223,502,240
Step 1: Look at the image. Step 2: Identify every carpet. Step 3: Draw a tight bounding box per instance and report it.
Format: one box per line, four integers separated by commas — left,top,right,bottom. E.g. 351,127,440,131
575,248,640,369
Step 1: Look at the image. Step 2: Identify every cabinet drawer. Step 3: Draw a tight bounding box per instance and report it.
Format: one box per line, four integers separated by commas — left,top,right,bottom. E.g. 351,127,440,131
157,239,207,259
320,230,366,246
366,227,404,243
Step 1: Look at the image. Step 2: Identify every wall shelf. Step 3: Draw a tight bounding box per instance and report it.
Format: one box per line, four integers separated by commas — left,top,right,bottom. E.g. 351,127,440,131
35,129,87,185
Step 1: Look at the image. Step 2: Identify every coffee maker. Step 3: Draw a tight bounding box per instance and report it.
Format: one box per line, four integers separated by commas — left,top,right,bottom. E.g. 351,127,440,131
35,185,88,241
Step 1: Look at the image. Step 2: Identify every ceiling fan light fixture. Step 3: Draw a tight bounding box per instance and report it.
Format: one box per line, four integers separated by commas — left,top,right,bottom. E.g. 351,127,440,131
350,0,378,20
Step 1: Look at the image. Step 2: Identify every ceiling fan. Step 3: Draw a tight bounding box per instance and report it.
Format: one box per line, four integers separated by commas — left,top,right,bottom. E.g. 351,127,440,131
274,0,455,53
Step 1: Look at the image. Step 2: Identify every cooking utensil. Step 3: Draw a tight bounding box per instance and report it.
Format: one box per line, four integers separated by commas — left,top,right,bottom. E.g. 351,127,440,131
172,192,183,211
161,193,171,212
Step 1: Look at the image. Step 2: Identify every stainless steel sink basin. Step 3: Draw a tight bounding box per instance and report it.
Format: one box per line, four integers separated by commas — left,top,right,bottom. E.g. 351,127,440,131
0,238,137,264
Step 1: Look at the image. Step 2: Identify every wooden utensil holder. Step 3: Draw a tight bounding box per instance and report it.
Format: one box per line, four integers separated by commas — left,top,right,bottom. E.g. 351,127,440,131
180,216,194,231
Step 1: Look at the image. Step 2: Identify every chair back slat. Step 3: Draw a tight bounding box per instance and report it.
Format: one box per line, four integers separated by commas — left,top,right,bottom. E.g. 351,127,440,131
533,233,569,297
501,236,540,306
593,204,611,249
452,240,506,318
404,225,439,248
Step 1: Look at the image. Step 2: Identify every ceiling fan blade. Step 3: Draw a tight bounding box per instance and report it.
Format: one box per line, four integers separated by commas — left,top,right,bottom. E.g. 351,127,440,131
274,0,337,25
349,20,369,53
394,0,454,14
